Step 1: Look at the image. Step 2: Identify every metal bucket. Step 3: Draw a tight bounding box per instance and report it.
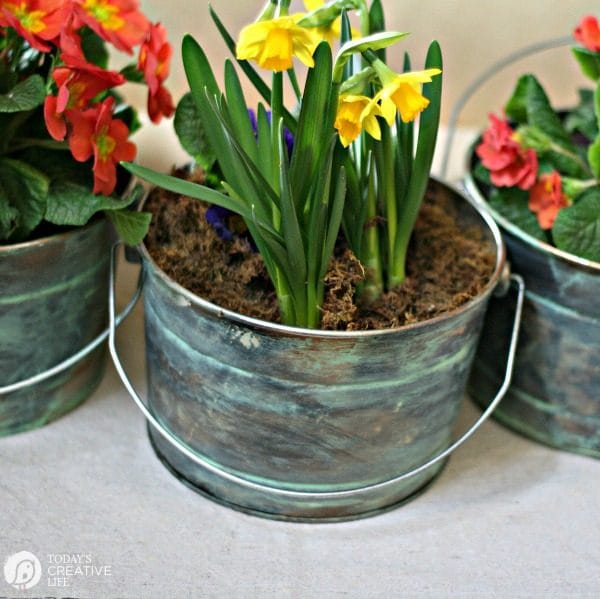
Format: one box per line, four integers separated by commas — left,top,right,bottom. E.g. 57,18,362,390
465,173,600,458
0,219,113,436
110,179,522,521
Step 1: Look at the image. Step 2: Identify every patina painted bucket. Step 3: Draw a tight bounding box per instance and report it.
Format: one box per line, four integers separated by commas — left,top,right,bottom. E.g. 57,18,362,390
110,179,519,521
0,219,113,436
465,172,600,458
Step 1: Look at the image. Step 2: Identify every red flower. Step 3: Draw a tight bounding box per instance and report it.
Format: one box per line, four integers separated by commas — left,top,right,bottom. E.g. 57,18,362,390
67,97,136,195
528,171,570,230
147,83,174,123
138,22,174,122
476,113,538,190
574,15,600,52
0,0,70,52
44,54,125,140
72,0,149,54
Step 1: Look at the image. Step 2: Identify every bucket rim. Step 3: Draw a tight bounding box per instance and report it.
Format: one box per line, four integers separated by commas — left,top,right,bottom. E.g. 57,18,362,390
138,176,506,339
464,149,600,274
0,215,108,254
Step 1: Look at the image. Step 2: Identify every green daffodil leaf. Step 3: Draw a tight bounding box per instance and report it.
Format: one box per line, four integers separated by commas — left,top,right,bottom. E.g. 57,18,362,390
553,187,600,261
334,32,408,80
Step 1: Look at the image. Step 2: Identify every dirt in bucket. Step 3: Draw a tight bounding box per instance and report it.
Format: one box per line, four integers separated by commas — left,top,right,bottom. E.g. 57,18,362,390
144,170,496,330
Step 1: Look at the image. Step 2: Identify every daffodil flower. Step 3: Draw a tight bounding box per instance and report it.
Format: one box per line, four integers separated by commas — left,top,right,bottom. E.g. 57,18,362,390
371,61,442,124
302,0,360,46
236,15,320,72
334,94,382,147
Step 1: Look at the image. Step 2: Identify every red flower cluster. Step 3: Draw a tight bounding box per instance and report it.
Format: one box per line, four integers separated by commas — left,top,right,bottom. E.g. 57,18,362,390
0,0,174,195
477,114,572,230
529,171,570,230
476,114,538,190
574,15,600,52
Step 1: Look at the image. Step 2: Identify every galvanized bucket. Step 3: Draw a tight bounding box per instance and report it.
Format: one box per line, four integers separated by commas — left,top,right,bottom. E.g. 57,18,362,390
110,179,523,521
1,219,115,436
439,36,600,459
465,172,600,458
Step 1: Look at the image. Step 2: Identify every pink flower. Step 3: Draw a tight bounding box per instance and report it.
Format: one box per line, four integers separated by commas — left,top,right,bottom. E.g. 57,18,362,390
528,171,570,230
476,114,538,190
574,15,600,52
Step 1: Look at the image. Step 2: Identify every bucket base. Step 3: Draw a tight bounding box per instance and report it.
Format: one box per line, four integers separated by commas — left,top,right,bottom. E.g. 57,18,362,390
148,425,448,523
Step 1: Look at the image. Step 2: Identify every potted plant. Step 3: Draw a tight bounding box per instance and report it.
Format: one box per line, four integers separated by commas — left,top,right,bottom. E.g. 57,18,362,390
118,0,518,521
0,0,174,435
464,14,600,458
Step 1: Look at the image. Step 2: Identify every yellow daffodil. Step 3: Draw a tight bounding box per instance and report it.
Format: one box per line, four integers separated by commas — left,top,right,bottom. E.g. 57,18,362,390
236,15,320,72
373,67,442,124
303,0,360,46
334,94,382,147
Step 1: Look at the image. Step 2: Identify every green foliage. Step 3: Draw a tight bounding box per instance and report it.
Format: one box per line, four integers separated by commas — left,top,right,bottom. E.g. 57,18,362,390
488,187,547,241
174,92,217,172
571,47,600,81
0,76,45,112
553,188,600,261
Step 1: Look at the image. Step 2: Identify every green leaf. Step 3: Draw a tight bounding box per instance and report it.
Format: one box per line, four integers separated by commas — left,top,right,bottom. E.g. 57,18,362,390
588,136,600,179
571,47,600,82
553,187,600,261
289,42,334,212
174,92,216,171
395,40,443,261
564,88,598,141
106,209,152,246
334,31,408,79
0,188,20,240
524,75,573,149
120,65,145,83
488,187,546,241
45,181,132,226
81,27,109,69
0,158,48,241
298,0,360,28
0,75,46,113
504,75,530,124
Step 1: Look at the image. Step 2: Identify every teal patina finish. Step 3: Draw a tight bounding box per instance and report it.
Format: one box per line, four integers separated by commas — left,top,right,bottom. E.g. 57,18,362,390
465,173,600,458
136,180,505,521
0,220,112,436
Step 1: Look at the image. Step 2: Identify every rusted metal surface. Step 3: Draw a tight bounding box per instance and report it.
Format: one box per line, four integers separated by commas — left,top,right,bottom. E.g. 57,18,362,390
465,174,600,458
140,180,505,520
0,220,113,436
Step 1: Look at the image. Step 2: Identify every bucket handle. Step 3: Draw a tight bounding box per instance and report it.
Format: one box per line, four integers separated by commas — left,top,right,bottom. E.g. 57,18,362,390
0,259,142,396
439,35,571,180
109,243,525,500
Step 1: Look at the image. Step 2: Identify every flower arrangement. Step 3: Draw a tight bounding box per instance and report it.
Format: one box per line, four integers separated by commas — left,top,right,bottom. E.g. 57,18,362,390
474,14,600,263
128,0,443,328
0,0,174,245
128,0,442,329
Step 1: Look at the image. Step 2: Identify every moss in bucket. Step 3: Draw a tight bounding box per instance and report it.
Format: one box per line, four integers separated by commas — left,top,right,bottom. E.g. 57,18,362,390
144,174,496,331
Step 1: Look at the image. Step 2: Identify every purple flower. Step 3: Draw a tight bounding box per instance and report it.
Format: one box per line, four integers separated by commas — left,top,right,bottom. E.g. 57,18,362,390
205,205,234,241
248,108,294,157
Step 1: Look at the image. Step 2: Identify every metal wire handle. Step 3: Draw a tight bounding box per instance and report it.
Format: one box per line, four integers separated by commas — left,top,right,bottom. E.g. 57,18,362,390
440,35,572,180
0,259,143,396
109,242,525,499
